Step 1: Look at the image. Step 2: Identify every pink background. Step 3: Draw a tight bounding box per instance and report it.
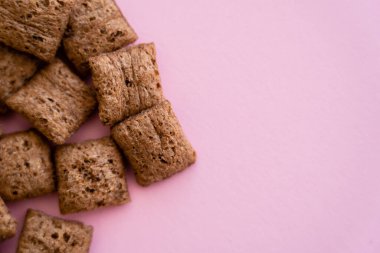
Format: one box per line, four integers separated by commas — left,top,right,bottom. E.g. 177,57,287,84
1,0,380,252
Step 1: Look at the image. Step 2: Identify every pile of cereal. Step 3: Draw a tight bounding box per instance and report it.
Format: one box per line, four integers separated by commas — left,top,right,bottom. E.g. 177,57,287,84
0,1,196,252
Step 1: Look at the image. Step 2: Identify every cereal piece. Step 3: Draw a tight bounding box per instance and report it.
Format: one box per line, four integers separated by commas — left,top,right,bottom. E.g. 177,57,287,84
63,0,138,75
90,43,163,126
0,0,75,62
0,130,55,201
6,59,97,145
0,197,17,241
0,44,39,113
17,209,93,253
56,137,130,214
111,100,196,186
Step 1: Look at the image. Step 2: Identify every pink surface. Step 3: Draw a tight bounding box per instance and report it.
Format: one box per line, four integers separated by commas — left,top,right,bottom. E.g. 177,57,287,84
1,0,380,252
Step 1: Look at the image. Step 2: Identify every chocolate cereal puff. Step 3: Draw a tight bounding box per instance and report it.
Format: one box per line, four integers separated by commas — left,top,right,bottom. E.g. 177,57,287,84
0,130,55,201
0,197,17,241
0,0,75,62
0,44,40,113
56,137,130,214
111,100,196,186
6,59,97,145
89,43,163,126
17,209,93,253
63,0,138,75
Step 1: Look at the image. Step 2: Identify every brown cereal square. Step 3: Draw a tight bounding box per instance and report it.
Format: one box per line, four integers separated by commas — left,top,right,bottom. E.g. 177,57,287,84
111,100,196,186
89,43,163,126
0,0,75,62
56,137,130,214
0,130,55,201
63,0,138,75
0,44,40,113
17,209,93,253
6,59,97,145
0,197,17,241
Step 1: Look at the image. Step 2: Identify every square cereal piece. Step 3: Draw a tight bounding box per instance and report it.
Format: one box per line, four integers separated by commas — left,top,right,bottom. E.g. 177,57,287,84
0,130,55,201
63,0,138,75
0,197,17,241
90,43,163,126
0,0,75,62
0,44,40,113
6,59,97,145
17,209,93,253
111,100,196,186
56,137,130,214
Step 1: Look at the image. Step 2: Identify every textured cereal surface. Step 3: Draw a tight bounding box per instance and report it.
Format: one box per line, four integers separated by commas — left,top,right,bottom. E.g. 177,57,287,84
56,137,130,214
0,44,39,113
0,0,75,62
90,43,163,126
64,0,138,75
112,100,196,186
0,197,17,241
0,130,55,201
17,209,93,253
6,59,97,145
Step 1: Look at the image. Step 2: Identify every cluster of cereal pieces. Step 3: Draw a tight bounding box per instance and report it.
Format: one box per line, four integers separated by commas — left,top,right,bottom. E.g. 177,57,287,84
0,0,196,252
